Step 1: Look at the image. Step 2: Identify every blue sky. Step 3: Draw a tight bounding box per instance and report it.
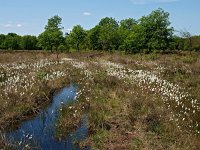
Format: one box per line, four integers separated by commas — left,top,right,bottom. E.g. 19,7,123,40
0,0,199,36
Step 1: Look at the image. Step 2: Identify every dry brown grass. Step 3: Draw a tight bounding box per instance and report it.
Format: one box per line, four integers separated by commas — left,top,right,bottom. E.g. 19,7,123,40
1,51,200,149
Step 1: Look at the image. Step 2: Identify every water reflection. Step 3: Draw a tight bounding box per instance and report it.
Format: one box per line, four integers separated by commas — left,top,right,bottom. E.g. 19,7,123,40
7,84,89,150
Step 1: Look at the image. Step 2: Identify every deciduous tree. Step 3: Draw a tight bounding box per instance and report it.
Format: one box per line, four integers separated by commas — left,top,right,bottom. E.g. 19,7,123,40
98,17,119,51
67,25,86,51
21,35,38,50
139,8,173,52
4,33,21,50
38,15,64,52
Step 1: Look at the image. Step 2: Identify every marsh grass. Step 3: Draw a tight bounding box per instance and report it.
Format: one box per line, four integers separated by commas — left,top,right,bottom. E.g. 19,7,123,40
41,52,200,149
1,51,200,149
0,52,87,148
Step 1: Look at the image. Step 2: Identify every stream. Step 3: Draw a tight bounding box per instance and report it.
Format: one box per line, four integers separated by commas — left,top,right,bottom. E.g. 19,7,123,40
7,84,89,149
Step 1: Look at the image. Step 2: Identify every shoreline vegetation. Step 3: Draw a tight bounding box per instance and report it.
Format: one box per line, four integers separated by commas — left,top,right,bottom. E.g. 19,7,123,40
0,51,200,149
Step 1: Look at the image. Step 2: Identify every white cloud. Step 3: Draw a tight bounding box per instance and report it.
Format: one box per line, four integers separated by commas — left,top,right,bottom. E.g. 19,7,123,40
2,24,13,28
130,0,180,5
17,24,22,28
1,23,22,28
83,12,91,16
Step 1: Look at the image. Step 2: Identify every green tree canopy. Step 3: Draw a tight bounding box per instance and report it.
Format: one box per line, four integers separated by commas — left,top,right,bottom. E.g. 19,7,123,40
98,17,119,50
45,15,63,31
139,8,174,52
4,33,21,50
0,34,6,49
38,15,64,52
98,17,119,28
1,8,193,52
123,24,145,53
21,35,38,50
87,26,102,50
118,18,138,50
67,25,86,51
120,18,137,30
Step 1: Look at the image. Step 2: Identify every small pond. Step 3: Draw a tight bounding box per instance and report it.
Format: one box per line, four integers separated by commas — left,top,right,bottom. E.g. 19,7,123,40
7,84,89,149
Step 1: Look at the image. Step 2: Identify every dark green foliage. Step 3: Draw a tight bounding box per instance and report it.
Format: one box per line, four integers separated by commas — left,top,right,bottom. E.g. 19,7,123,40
0,34,39,50
118,18,137,51
98,17,119,51
98,17,118,28
67,25,86,51
87,26,102,50
123,24,145,53
4,33,21,50
1,8,200,52
58,44,68,52
45,15,63,31
120,18,137,31
21,35,38,50
0,34,6,49
38,15,64,52
192,36,200,51
169,36,200,51
138,8,173,52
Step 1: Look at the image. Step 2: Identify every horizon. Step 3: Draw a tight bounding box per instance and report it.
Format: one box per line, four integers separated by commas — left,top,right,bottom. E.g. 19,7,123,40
0,0,200,36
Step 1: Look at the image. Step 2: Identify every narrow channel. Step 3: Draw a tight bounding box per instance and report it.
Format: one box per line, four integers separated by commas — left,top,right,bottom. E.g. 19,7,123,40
7,84,89,149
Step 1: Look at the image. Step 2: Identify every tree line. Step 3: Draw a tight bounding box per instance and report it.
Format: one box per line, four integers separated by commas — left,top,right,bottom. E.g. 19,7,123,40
0,8,200,53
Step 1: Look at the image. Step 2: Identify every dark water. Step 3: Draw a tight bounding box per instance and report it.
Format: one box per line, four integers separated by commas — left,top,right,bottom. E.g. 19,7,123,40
7,84,89,150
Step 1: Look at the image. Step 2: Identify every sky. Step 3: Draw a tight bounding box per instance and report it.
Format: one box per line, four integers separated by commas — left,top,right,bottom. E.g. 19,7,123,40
0,0,199,36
